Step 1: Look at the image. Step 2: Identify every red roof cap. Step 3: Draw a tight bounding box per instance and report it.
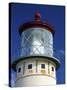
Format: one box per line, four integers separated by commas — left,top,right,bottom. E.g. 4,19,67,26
19,12,55,35
35,12,41,21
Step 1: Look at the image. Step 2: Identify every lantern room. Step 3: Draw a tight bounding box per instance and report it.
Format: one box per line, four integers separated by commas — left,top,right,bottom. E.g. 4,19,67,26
19,12,54,57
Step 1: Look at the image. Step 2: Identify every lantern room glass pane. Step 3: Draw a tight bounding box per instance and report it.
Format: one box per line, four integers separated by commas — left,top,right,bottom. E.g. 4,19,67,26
20,28,53,57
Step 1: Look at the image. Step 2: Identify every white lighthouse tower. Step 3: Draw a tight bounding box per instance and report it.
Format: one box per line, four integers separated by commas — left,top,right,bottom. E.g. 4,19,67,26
12,12,60,87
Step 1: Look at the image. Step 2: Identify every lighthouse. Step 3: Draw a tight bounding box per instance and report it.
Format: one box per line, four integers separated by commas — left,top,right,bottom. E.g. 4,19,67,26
12,12,60,87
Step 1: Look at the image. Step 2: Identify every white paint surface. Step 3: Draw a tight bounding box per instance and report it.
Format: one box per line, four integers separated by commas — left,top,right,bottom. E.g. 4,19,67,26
15,58,56,86
16,75,56,87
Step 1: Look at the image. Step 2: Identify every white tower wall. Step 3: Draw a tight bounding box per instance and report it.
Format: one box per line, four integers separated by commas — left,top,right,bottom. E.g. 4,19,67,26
16,76,56,87
15,58,56,87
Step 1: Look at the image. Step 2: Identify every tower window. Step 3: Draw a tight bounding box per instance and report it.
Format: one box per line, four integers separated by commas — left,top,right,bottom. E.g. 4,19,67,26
52,67,54,71
18,67,21,73
41,64,45,69
28,64,32,69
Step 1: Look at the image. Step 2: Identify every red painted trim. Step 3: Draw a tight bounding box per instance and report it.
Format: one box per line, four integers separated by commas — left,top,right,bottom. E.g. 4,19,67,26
19,12,55,35
19,21,55,35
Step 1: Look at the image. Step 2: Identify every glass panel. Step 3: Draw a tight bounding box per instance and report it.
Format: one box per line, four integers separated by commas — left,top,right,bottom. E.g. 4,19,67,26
18,68,21,73
20,28,53,57
28,64,32,69
52,67,54,71
41,64,45,69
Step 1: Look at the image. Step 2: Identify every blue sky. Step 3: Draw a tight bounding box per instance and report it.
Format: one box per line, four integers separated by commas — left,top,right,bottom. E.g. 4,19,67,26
10,3,65,86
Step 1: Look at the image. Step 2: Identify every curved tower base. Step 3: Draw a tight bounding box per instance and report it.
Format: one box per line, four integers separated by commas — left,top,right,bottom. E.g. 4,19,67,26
16,75,56,87
12,56,60,87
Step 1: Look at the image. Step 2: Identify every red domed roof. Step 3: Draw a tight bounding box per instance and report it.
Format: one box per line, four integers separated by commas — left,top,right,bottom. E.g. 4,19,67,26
19,12,54,35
